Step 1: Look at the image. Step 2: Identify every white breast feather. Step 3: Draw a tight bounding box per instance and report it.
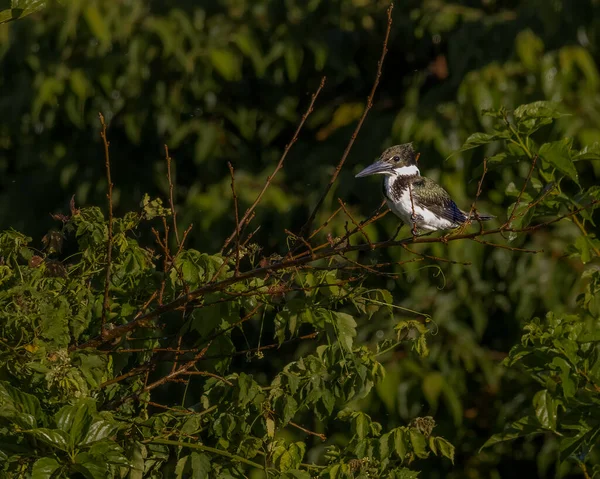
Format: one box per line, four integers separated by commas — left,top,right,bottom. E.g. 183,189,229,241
386,187,456,232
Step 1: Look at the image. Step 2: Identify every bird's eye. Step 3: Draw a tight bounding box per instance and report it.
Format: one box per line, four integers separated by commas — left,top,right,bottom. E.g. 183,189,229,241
392,155,400,162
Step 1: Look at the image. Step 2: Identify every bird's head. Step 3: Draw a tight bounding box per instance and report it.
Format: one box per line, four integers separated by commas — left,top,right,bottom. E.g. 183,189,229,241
355,143,420,178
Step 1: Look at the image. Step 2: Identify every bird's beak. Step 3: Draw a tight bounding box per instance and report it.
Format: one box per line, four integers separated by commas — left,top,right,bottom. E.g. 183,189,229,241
355,160,391,178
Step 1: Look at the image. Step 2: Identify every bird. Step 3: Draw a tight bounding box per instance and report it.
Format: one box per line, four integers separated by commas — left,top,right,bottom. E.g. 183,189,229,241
355,143,494,233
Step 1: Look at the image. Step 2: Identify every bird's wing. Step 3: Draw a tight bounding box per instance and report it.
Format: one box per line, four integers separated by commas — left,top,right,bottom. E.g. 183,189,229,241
408,176,467,224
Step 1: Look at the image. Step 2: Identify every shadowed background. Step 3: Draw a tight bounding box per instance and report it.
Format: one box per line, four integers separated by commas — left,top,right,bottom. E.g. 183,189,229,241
1,0,600,477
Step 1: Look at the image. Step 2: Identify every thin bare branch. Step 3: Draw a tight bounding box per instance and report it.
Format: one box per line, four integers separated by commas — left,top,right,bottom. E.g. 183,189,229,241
472,237,543,254
505,154,538,227
74,199,600,351
308,206,343,240
182,370,233,386
228,162,242,276
220,76,327,253
164,144,181,246
338,199,374,249
99,113,114,338
299,4,394,237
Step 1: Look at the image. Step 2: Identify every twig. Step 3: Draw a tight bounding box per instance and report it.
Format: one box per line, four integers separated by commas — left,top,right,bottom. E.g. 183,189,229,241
285,229,315,259
197,332,319,361
99,113,114,338
298,4,393,237
472,237,542,254
241,226,261,248
288,420,326,441
308,206,343,240
467,156,489,221
338,199,374,249
182,370,233,386
505,155,538,227
140,342,212,396
145,401,194,415
227,162,241,276
147,438,264,470
100,363,153,388
571,215,600,257
401,244,471,266
133,291,158,321
164,145,181,246
220,77,326,253
74,199,600,351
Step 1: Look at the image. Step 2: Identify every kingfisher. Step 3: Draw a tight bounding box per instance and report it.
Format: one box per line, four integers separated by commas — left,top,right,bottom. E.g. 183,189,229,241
355,143,493,233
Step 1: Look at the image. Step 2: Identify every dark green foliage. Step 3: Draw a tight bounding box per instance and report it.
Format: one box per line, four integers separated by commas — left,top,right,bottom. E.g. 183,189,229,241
1,1,600,478
0,100,599,477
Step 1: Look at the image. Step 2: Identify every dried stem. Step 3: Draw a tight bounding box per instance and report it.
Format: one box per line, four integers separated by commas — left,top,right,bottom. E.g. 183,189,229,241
471,237,543,254
308,206,343,240
505,154,538,227
288,420,326,441
228,162,242,276
182,370,233,386
75,198,600,351
99,113,114,338
338,198,374,249
164,144,181,246
299,4,393,237
136,342,212,398
220,76,326,253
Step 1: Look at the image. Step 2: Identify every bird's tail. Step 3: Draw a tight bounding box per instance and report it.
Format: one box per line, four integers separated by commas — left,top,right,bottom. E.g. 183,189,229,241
464,210,495,221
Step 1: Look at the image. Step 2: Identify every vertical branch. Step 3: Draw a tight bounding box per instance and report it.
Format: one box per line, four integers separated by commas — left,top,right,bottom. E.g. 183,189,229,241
99,113,114,337
505,154,537,226
220,76,327,253
164,145,181,246
338,199,374,249
299,3,394,238
454,157,489,236
228,162,241,276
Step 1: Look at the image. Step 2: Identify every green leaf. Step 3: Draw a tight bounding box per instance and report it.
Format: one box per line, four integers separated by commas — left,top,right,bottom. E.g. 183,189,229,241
393,428,408,459
72,453,108,479
353,412,370,440
0,381,44,426
190,452,212,479
390,469,420,479
284,45,304,82
334,312,357,352
431,436,455,464
573,142,600,161
80,420,118,446
457,132,508,152
515,30,544,70
422,372,443,409
514,101,566,121
559,424,593,462
29,428,70,451
409,430,429,459
480,415,541,450
551,357,576,398
0,0,46,25
538,138,579,183
31,457,61,479
87,440,131,466
282,395,298,426
209,49,241,81
83,5,111,46
56,400,95,447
